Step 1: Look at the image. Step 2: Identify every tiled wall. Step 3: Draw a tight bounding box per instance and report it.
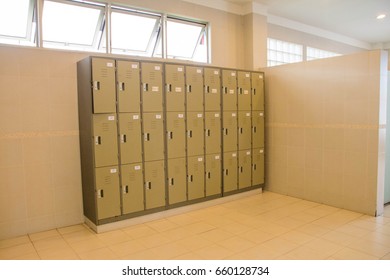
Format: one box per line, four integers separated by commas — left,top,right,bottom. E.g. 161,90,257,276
264,50,388,215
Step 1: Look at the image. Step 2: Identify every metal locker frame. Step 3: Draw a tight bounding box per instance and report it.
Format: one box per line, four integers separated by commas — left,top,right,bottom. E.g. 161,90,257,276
144,160,166,210
238,150,252,189
204,67,221,112
121,163,144,214
117,60,141,113
141,62,163,112
238,111,252,151
187,112,204,157
237,71,251,111
166,112,186,159
223,151,238,193
222,69,237,111
185,66,204,112
251,72,265,111
167,157,187,205
205,153,222,197
165,64,185,112
187,155,205,200
252,148,265,186
118,113,142,164
223,111,238,153
252,111,265,149
205,111,221,155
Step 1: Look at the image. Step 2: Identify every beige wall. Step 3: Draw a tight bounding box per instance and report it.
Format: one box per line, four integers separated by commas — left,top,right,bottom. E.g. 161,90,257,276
263,50,388,215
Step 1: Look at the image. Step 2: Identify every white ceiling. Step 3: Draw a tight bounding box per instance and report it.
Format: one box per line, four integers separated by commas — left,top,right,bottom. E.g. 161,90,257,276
226,0,390,45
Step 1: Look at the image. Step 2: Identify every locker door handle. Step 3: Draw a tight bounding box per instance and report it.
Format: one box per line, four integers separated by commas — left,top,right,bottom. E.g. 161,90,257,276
238,87,243,94
223,87,227,94
169,178,174,186
207,172,211,179
253,164,257,171
119,82,125,91
120,134,127,143
167,131,173,139
166,84,172,92
187,85,192,93
224,128,228,136
206,129,211,137
205,85,210,93
93,81,100,91
187,130,193,138
144,133,150,141
145,182,152,190
143,83,149,92
253,126,257,133
97,189,104,198
95,136,101,145
240,166,243,173
123,185,129,194
224,169,229,176
188,175,193,182
253,88,256,95
240,128,243,134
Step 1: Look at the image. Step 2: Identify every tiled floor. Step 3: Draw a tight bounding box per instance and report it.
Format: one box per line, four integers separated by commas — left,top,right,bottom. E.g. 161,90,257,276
1,191,390,260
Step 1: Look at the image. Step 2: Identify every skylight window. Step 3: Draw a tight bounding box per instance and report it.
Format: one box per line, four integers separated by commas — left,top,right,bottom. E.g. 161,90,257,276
42,0,104,51
307,47,340,61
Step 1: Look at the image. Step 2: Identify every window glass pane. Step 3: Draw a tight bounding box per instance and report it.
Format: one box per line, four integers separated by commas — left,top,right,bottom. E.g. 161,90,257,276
42,0,103,50
307,46,340,61
111,11,159,53
166,19,204,60
267,38,303,66
0,0,30,37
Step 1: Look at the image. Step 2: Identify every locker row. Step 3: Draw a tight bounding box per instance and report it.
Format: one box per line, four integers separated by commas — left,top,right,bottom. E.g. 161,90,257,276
95,148,264,220
90,58,264,114
94,111,265,167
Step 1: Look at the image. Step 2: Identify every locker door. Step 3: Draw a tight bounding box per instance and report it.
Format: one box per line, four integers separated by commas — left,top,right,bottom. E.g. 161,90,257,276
118,113,142,164
188,156,205,200
144,160,166,209
205,112,221,155
93,114,118,167
251,72,264,111
143,113,164,162
117,60,140,113
223,152,238,193
166,112,186,159
165,64,185,112
204,68,221,111
92,58,116,113
222,70,237,111
121,163,144,214
238,150,252,189
238,111,251,151
252,111,265,149
95,166,120,220
252,148,265,185
223,111,237,152
141,62,163,112
186,66,204,112
237,71,251,111
187,112,204,156
205,154,221,196
167,157,187,205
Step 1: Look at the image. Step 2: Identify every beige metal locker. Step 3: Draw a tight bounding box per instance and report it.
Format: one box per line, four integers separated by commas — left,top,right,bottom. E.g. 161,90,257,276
223,111,238,153
166,112,186,159
185,66,204,112
165,64,185,112
205,153,221,196
91,58,116,113
187,112,204,156
237,71,251,111
223,151,238,193
222,69,237,111
121,163,144,214
205,112,221,155
252,148,265,185
238,150,252,189
252,111,265,149
204,68,221,112
187,156,205,200
117,60,141,113
238,111,251,151
143,113,164,161
144,160,166,209
118,113,142,164
167,157,187,205
93,114,118,167
251,72,264,111
141,62,163,112
95,166,121,220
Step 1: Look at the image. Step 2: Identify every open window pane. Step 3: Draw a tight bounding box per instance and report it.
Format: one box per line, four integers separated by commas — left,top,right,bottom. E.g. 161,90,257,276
166,19,206,61
42,0,104,50
111,10,160,55
0,0,35,46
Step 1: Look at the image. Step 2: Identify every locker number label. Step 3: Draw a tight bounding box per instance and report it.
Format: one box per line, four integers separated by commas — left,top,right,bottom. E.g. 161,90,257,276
108,116,115,121
131,64,138,69
152,86,159,92
178,114,184,118
134,165,141,170
156,115,162,119
196,69,202,73
197,114,203,118
106,62,114,67
198,158,203,162
110,169,117,173
133,115,139,120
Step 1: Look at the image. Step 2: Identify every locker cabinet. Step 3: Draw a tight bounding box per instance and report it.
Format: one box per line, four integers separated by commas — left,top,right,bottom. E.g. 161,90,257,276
251,72,264,111
165,64,185,112
167,157,187,205
186,66,204,112
205,153,221,196
143,113,164,162
166,112,186,159
141,62,163,112
188,156,205,200
238,111,251,151
91,58,116,113
144,160,166,209
187,112,204,157
204,68,221,112
121,163,144,214
117,60,141,113
222,69,237,111
252,111,265,149
223,111,238,152
93,114,118,167
118,113,142,164
95,166,121,220
238,150,252,189
238,71,251,111
205,112,221,155
252,148,265,185
223,152,238,193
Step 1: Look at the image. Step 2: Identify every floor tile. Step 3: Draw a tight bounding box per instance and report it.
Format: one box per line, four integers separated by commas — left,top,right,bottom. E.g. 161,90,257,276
330,248,379,260
29,229,60,241
78,247,118,260
38,247,79,260
216,236,257,253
